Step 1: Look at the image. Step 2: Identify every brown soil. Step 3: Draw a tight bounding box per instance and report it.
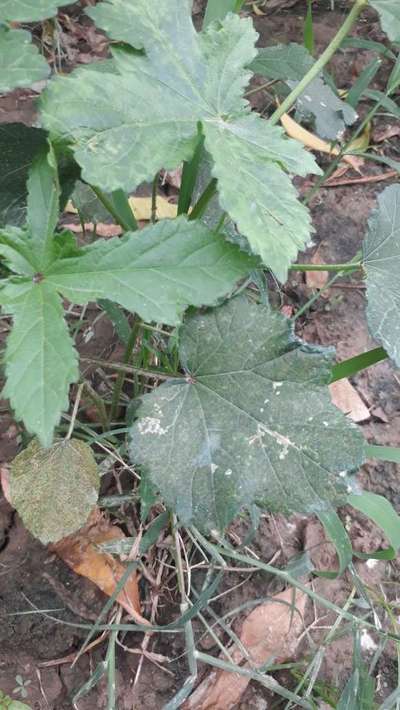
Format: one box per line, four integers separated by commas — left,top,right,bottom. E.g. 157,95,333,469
1,1,399,708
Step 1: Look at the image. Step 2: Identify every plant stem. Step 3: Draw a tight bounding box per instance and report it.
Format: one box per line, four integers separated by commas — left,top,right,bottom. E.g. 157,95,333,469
269,0,368,125
65,383,84,440
189,178,218,221
151,172,159,223
289,262,362,272
108,319,141,424
81,357,183,381
84,381,108,430
91,186,136,232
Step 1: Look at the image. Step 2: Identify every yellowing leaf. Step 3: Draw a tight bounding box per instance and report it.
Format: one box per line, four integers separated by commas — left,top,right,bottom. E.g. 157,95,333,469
252,3,266,15
9,439,99,543
280,112,363,170
128,195,178,221
66,195,179,221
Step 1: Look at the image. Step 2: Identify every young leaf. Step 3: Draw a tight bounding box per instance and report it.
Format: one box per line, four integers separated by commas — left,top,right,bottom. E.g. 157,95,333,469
129,298,365,532
249,43,314,81
0,218,254,444
369,0,400,43
40,4,320,280
46,217,257,325
0,28,49,93
9,439,99,543
204,115,318,281
0,0,74,22
1,281,79,447
363,184,400,367
204,0,244,28
250,43,357,140
27,146,60,268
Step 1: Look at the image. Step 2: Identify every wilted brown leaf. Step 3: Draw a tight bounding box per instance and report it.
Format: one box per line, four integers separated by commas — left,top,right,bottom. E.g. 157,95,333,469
185,587,307,709
329,378,370,423
53,509,148,625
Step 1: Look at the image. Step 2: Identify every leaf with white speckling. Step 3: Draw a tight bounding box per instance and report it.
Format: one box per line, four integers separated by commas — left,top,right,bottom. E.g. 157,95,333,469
363,185,400,367
10,439,99,543
129,298,365,532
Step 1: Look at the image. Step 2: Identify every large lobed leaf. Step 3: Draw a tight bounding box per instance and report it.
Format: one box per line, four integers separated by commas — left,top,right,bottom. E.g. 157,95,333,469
0,28,49,94
0,0,74,22
0,153,255,445
363,184,400,367
369,0,400,43
39,2,321,281
129,298,365,532
10,438,99,543
46,216,257,325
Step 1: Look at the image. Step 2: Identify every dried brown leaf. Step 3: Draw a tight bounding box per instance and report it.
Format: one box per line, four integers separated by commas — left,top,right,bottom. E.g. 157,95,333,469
185,587,307,709
329,379,370,423
52,509,148,624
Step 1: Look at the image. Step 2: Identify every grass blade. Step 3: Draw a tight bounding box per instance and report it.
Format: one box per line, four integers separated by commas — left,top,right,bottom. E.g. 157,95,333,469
330,347,387,382
348,491,400,560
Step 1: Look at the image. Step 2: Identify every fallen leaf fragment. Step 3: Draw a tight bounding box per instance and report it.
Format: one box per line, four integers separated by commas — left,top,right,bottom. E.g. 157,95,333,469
329,379,370,423
65,194,178,223
63,221,123,236
52,508,148,625
305,249,329,290
185,587,307,710
252,2,266,14
280,112,363,171
372,124,400,143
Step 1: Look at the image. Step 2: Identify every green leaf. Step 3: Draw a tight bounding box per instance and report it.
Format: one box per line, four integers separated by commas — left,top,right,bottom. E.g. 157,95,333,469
0,691,31,710
0,28,49,93
0,0,74,22
40,4,320,278
204,0,244,27
349,491,400,557
250,43,356,140
369,0,400,43
363,184,400,367
71,181,111,224
129,297,365,532
337,635,375,710
204,115,319,281
0,124,77,229
9,439,99,543
0,226,37,275
330,347,388,382
27,145,60,269
292,75,357,140
2,281,79,447
46,217,257,325
0,124,48,227
366,444,400,464
317,508,353,577
249,43,315,81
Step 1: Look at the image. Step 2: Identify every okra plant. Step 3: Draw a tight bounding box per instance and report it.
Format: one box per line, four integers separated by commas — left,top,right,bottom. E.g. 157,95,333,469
1,0,400,555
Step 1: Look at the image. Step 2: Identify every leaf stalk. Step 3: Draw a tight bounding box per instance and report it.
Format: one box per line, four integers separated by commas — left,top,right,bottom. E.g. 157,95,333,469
269,0,369,125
